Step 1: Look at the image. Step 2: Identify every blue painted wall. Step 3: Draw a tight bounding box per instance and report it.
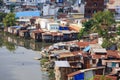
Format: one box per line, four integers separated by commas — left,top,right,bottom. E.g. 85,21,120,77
15,11,40,18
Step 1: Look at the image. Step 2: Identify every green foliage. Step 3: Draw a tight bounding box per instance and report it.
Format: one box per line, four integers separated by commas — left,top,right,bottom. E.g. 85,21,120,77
58,8,64,13
94,75,112,80
102,39,112,48
0,12,7,22
92,11,115,38
40,58,48,65
79,10,115,42
3,13,16,27
93,11,115,26
78,28,84,39
78,19,94,39
117,25,120,35
48,69,55,80
83,19,94,32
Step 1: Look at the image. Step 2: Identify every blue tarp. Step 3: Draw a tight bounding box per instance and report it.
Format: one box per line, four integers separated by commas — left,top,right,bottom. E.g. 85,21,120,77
56,0,63,3
12,26,22,29
59,0,63,3
59,26,69,30
74,73,84,80
15,11,40,18
83,46,91,52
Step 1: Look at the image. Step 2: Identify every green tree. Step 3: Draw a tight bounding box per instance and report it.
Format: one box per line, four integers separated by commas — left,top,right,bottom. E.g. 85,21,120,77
102,38,112,48
78,28,85,39
117,25,120,35
78,19,94,39
3,13,16,27
0,12,7,22
92,11,115,38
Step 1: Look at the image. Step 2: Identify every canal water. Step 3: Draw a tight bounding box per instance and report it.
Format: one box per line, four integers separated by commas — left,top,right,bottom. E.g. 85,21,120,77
0,32,51,80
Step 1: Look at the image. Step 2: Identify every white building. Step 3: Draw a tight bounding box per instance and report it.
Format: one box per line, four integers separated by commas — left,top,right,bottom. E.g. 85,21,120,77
3,0,48,5
43,4,59,16
35,18,54,29
116,6,120,14
43,4,50,16
47,23,59,32
72,0,85,14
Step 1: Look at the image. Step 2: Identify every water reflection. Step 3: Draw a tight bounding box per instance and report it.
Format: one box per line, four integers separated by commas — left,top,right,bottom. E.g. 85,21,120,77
0,32,50,80
0,38,3,47
0,32,51,51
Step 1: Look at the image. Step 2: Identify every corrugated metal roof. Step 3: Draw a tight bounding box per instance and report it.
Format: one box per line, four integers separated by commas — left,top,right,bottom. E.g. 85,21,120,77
55,61,70,67
67,66,105,77
50,50,70,54
92,49,107,53
89,44,103,49
15,11,40,18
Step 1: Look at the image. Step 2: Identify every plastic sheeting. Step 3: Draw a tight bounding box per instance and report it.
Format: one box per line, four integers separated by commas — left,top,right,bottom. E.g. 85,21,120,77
59,26,69,30
74,73,84,80
84,70,94,80
83,46,91,52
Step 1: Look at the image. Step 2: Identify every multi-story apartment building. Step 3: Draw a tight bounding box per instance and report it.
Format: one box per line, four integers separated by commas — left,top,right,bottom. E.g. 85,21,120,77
84,0,105,18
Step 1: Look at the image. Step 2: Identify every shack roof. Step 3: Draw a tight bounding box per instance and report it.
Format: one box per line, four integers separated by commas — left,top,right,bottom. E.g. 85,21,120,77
89,44,103,49
92,49,107,53
67,66,105,77
102,60,120,63
19,30,28,32
58,51,83,58
55,61,70,67
107,50,120,59
51,32,63,36
75,41,96,48
32,29,43,33
91,50,120,59
69,24,83,32
50,50,70,54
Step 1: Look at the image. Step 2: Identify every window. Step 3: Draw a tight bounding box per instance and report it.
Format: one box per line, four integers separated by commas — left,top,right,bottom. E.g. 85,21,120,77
94,2,97,6
93,10,97,13
88,10,91,13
